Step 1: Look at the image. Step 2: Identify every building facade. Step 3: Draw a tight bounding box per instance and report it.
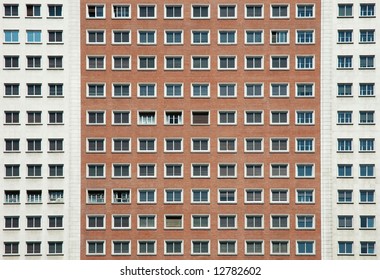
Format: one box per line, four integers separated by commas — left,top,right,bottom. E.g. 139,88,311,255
0,1,80,259
81,0,321,259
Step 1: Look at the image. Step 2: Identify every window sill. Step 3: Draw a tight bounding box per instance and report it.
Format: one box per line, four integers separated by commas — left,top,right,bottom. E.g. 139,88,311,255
3,68,20,70
47,228,64,230
3,228,20,231
25,254,42,256
3,203,21,205
4,177,21,179
25,177,43,179
47,202,64,205
47,42,64,45
47,254,64,256
26,95,43,98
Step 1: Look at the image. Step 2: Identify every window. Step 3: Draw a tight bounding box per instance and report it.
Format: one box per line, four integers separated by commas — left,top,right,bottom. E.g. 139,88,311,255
297,30,314,44
359,83,375,96
218,164,236,178
338,242,353,255
138,57,156,69
4,84,20,96
165,84,182,98
360,190,375,203
192,190,210,203
48,31,63,43
138,139,156,152
219,215,236,229
337,111,352,124
337,56,352,69
218,56,236,70
87,190,105,204
165,5,182,18
4,191,20,203
192,5,209,18
24,243,42,256
219,111,236,125
138,112,156,125
48,191,64,203
4,30,19,43
27,139,41,152
165,215,183,229
165,56,183,70
165,31,183,44
49,84,63,96
4,139,20,152
27,165,42,177
271,241,289,255
113,241,130,255
165,190,183,203
165,164,183,178
112,139,130,153
87,241,105,255
113,30,130,44
4,56,19,69
4,216,19,229
112,5,130,19
218,84,236,97
246,5,263,18
245,138,263,152
48,56,63,69
87,84,105,97
245,30,263,44
48,5,62,17
297,241,314,255
49,164,64,177
297,215,314,229
192,241,209,255
48,242,63,255
113,215,130,229
165,139,182,152
218,138,236,152
4,111,20,124
245,189,263,203
246,56,263,69
337,139,353,152
138,84,156,97
297,5,314,18
4,4,18,17
361,242,375,255
113,84,130,97
271,84,288,97
359,111,375,124
219,5,236,18
338,215,353,229
138,5,155,18
271,30,288,44
360,139,375,152
297,111,314,124
5,165,20,178
192,111,209,125
271,111,288,125
297,56,314,69
138,241,156,255
138,216,156,229
192,84,209,97
271,215,289,229
112,111,130,125
87,111,105,125
26,4,41,17
271,56,288,69
337,165,353,178
87,5,104,18
219,30,236,44
192,56,209,70
359,164,375,177
338,4,353,17
271,189,288,203
296,139,314,152
26,83,42,96
192,215,210,229
245,84,263,97
113,56,130,70
359,55,375,69
87,56,105,70
360,216,375,229
337,83,352,96
360,30,375,43
192,164,209,177
338,190,353,203
113,164,130,178
4,242,19,256
270,140,288,155
219,189,236,203
138,190,156,203
26,216,41,228
246,215,263,229
360,4,375,17
138,164,156,177
165,241,183,255
191,31,209,46
246,241,264,255
87,215,105,229
138,31,156,44
192,139,209,152
49,111,63,124
87,164,105,178
26,30,41,43
338,30,353,43
271,5,288,18
297,190,314,203
219,241,236,255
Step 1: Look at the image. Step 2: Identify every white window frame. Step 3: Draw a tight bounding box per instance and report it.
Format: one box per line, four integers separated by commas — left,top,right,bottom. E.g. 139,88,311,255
111,4,131,19
137,163,156,178
164,30,183,45
137,189,156,204
191,189,210,204
245,189,264,204
112,30,131,45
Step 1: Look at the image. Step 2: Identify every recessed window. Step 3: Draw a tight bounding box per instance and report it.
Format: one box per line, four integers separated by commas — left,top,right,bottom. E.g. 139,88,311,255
165,56,183,70
87,56,105,70
138,241,156,255
165,84,183,97
337,56,353,69
245,189,263,203
219,5,236,19
192,56,209,70
87,215,105,229
138,189,156,203
359,55,375,69
27,165,42,178
246,5,263,18
271,189,288,203
245,215,263,229
338,242,353,255
338,4,353,17
297,4,314,18
4,216,19,229
138,30,156,44
338,215,353,229
49,139,63,152
296,111,314,125
246,56,263,69
165,5,182,19
112,111,130,125
4,190,20,203
165,30,183,44
218,111,236,125
87,241,105,255
4,242,19,256
218,56,236,70
5,165,20,178
48,31,63,43
219,215,237,229
138,164,156,178
27,83,42,96
359,83,375,96
4,30,19,43
297,56,314,69
87,5,104,18
4,56,19,69
271,83,288,97
218,84,236,97
165,241,183,255
245,83,263,97
297,215,314,229
138,84,156,97
48,190,64,203
360,216,375,229
192,5,209,18
271,215,289,229
165,164,183,178
192,84,209,97
27,242,43,255
360,190,375,203
165,139,183,152
338,30,353,43
112,164,130,178
296,83,314,97
138,5,156,18
191,139,209,152
218,138,236,152
246,241,264,255
112,5,130,19
192,30,209,44
26,215,42,227
113,241,130,255
245,164,263,178
245,30,263,44
113,30,130,44
165,189,183,203
361,242,375,255
337,83,352,96
337,111,352,124
359,164,375,178
296,139,314,152
27,139,41,152
191,164,210,177
192,189,210,203
338,164,353,178
218,189,236,203
4,84,20,97
218,164,236,178
271,56,288,69
337,190,353,203
4,139,20,152
112,215,130,229
87,111,105,125
297,30,314,44
360,4,375,17
26,4,41,17
138,112,156,125
165,215,183,229
87,164,105,178
48,111,64,124
48,5,62,17
359,138,375,152
112,83,130,97
245,138,263,152
218,30,236,44
138,216,156,229
271,241,289,255
271,111,288,125
297,190,314,203
297,241,315,255
271,5,288,18
219,241,237,255
360,30,375,43
49,164,64,177
359,111,375,124
138,56,156,69
192,111,209,125
271,30,288,44
245,111,263,125
113,56,130,70
4,4,19,17
192,215,209,229
138,138,156,152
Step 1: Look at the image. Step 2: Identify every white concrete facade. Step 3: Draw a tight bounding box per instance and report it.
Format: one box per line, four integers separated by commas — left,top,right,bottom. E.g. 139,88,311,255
0,0,80,259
